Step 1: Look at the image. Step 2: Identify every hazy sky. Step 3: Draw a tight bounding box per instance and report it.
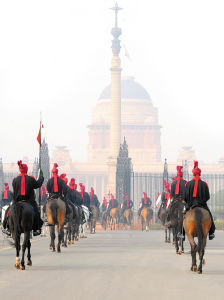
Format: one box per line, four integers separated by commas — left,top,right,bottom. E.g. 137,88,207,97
0,0,224,164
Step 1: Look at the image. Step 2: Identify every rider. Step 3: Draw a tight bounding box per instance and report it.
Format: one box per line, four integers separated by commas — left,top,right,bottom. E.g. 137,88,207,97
184,161,216,240
3,160,44,236
158,181,170,219
90,187,100,215
107,194,118,216
41,185,47,205
79,183,91,214
1,183,14,207
46,164,70,221
120,193,133,218
1,183,14,230
101,197,108,213
171,166,187,200
68,178,85,223
138,192,152,216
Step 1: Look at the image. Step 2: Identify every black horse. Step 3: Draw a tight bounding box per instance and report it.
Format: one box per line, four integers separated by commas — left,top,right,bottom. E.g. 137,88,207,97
9,202,34,270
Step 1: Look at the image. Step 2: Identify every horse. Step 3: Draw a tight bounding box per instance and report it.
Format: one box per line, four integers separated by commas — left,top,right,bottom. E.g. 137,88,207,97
79,205,90,238
140,207,152,231
63,203,74,247
168,198,186,254
158,205,172,243
183,207,211,274
46,196,66,253
72,205,82,242
123,209,133,229
89,205,99,234
109,208,119,230
8,202,34,270
101,210,108,230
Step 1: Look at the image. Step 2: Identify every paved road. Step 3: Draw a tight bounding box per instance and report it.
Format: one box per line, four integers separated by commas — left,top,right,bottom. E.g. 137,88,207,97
0,229,224,300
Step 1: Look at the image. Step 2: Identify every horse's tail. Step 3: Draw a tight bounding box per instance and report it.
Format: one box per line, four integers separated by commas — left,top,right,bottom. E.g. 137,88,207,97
195,208,204,253
12,203,23,235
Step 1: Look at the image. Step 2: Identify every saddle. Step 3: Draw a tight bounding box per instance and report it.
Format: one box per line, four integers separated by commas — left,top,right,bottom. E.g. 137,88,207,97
47,194,62,201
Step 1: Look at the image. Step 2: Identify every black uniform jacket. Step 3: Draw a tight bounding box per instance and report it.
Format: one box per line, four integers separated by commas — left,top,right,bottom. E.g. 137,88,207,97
122,199,133,209
13,175,44,202
171,179,187,200
47,177,67,197
184,179,210,208
90,194,100,207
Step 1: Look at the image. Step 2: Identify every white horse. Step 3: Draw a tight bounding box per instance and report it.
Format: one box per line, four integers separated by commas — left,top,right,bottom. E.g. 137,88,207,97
79,205,90,238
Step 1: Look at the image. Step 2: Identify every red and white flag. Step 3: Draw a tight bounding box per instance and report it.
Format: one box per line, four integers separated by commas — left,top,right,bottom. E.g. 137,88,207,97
156,193,161,208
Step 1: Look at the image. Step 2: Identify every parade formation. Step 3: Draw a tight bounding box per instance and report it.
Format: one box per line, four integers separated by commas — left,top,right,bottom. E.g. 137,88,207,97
0,158,216,275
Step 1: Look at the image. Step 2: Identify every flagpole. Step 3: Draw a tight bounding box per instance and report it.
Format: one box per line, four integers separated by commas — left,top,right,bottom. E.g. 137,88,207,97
38,112,42,216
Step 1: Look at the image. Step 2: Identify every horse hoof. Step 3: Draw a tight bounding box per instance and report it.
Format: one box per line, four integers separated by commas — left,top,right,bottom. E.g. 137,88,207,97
15,263,20,269
202,259,205,265
75,238,79,241
57,249,61,253
191,265,197,272
61,243,65,247
20,265,25,270
26,260,32,266
197,270,202,274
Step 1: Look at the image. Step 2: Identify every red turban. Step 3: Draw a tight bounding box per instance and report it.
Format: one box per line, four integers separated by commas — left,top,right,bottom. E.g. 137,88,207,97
18,160,28,196
69,178,76,190
111,194,114,206
52,163,59,192
175,166,183,195
103,197,107,208
192,161,201,197
79,183,85,202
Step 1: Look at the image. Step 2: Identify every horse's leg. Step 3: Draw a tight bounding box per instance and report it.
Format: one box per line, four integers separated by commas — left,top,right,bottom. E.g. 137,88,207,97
165,228,167,242
188,235,197,271
15,234,21,269
57,225,64,253
20,231,29,270
26,235,32,266
197,237,206,274
49,225,56,252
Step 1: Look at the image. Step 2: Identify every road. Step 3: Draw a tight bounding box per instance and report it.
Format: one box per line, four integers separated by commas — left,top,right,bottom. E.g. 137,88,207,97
0,229,224,300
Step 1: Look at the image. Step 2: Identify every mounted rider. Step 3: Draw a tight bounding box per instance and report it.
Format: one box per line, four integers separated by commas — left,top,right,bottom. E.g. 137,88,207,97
120,193,133,218
3,160,44,236
184,161,216,240
157,181,170,218
68,178,86,223
90,187,100,215
171,166,187,200
41,185,47,205
46,164,71,221
101,197,108,213
1,183,13,207
107,194,119,216
138,192,152,216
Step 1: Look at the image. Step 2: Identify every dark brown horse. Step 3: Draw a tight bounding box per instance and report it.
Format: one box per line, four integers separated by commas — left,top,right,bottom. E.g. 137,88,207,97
183,207,211,274
168,199,186,254
63,203,74,247
158,206,172,243
89,205,99,234
101,210,108,230
46,196,66,253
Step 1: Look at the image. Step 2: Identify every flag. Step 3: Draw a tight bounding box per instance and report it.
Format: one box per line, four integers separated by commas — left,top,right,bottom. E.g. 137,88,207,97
37,124,44,147
166,195,172,208
156,193,161,208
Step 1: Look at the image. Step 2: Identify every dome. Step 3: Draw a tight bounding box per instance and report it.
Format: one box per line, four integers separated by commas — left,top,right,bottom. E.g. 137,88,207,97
98,76,151,101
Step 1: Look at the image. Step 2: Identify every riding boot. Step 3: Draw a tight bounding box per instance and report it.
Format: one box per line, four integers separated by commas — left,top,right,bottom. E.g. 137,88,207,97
30,201,43,236
205,205,216,239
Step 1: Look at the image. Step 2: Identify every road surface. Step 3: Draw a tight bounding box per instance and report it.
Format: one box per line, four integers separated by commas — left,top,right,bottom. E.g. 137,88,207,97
0,229,224,300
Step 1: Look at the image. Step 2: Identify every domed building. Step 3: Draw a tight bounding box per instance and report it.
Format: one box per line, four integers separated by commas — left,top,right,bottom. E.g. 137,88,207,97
88,76,161,167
